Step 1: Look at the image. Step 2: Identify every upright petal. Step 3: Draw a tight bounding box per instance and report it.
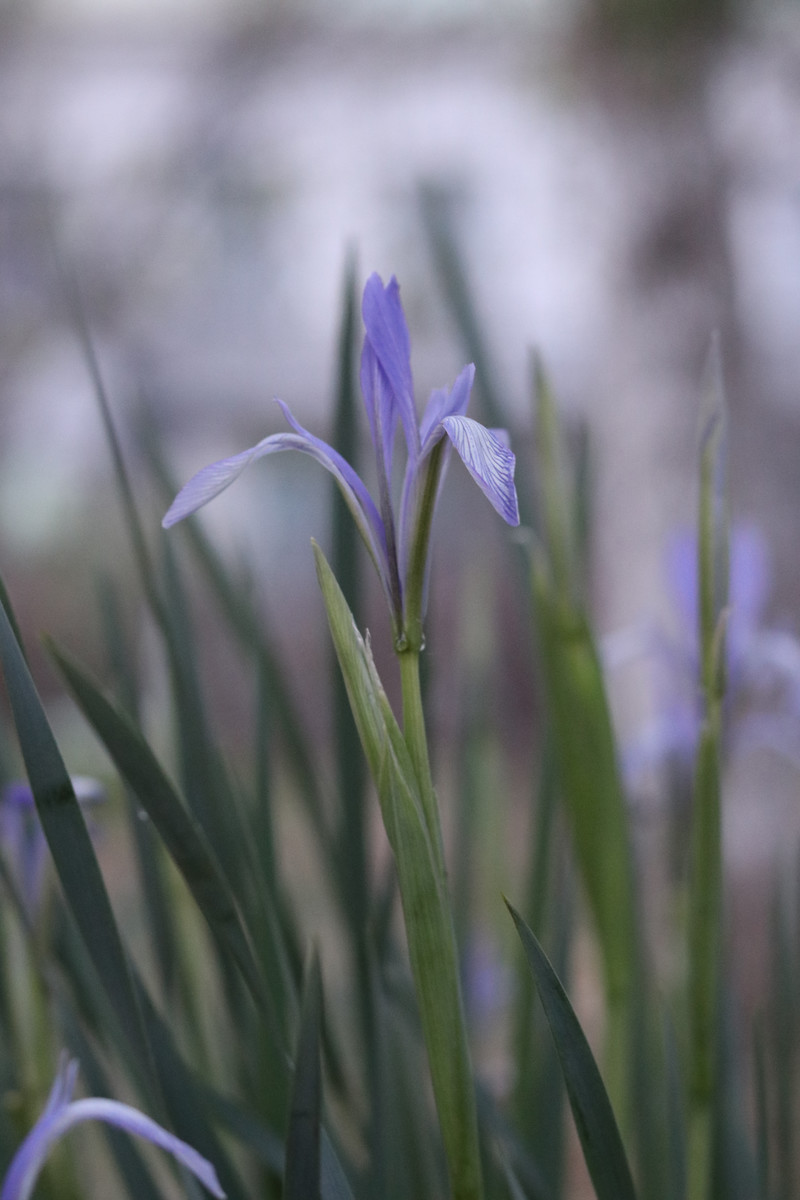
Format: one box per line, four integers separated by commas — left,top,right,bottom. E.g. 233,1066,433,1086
360,340,397,480
420,364,475,449
440,415,520,526
361,274,419,462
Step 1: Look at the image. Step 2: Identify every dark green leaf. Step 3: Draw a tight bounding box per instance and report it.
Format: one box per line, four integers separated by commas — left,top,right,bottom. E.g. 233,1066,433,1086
0,583,152,1084
45,636,283,1050
507,901,638,1200
285,955,322,1200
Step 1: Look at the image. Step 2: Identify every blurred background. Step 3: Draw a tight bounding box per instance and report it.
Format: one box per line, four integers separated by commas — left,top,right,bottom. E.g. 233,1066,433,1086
2,0,800,980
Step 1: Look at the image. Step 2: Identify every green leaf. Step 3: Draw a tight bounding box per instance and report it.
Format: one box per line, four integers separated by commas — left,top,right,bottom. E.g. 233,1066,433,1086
97,576,179,1002
285,955,322,1200
314,543,483,1200
506,901,638,1200
45,636,283,1049
697,334,728,695
530,365,637,1126
687,341,728,1200
0,582,152,1085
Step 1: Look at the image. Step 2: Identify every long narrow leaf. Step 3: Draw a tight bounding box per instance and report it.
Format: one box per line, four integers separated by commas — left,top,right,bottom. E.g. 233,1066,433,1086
45,636,284,1051
0,584,153,1086
506,901,638,1200
285,956,323,1200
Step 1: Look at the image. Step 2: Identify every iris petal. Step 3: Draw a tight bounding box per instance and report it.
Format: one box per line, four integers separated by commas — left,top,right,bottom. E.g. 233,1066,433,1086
441,415,520,527
162,404,393,609
362,274,419,462
420,364,474,449
162,440,277,528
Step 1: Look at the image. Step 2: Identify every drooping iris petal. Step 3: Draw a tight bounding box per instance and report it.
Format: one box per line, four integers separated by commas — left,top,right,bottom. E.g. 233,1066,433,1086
361,274,418,464
162,438,285,528
161,403,393,607
420,364,475,449
1,1058,225,1200
440,415,520,526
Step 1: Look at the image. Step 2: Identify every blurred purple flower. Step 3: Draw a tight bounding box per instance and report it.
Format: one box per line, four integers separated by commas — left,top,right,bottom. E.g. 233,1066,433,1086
0,777,104,918
1,1056,225,1200
463,934,511,1027
163,273,519,644
607,525,800,779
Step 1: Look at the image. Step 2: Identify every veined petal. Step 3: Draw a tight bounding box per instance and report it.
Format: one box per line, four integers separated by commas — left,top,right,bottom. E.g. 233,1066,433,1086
162,439,278,528
360,340,396,480
362,274,419,461
420,364,475,449
441,415,520,526
162,403,394,610
1,1059,225,1200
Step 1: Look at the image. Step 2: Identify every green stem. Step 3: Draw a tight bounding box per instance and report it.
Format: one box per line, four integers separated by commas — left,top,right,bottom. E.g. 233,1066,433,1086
397,646,483,1200
398,649,441,859
687,705,722,1200
403,439,446,653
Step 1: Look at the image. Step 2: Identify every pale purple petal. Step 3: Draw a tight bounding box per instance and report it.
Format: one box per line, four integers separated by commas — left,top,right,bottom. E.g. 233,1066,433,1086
1,1059,225,1200
163,404,383,533
273,402,385,546
162,439,283,528
359,340,397,481
273,401,393,603
420,364,474,449
54,1101,225,1198
440,415,520,526
361,273,418,462
162,404,393,607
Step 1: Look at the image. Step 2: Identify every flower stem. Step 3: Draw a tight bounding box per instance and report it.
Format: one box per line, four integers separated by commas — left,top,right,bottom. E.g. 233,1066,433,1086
398,649,442,860
398,647,483,1200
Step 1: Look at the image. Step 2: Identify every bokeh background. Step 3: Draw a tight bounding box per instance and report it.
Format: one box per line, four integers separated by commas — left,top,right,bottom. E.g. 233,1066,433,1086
2,0,800,1011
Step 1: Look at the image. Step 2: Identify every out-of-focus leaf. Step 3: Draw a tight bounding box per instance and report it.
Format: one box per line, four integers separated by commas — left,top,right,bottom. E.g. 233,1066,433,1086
687,341,728,1200
530,363,637,1125
0,583,152,1085
45,637,283,1052
507,901,638,1200
285,956,322,1200
697,334,728,696
61,1009,164,1200
97,576,178,1002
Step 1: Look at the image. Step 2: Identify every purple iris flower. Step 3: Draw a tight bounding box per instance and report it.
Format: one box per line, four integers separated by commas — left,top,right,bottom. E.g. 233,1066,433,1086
1,1056,225,1200
607,524,800,780
163,273,519,647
